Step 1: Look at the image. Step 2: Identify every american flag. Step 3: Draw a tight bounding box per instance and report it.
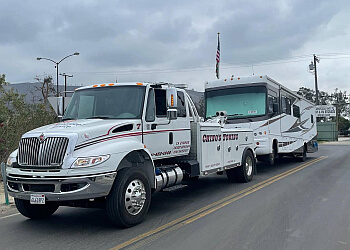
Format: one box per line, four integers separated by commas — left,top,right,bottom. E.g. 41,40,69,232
216,33,220,79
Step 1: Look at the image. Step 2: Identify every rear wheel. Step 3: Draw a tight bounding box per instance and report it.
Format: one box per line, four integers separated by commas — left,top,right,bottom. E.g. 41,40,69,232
299,146,307,162
106,168,151,228
227,150,255,183
15,199,59,219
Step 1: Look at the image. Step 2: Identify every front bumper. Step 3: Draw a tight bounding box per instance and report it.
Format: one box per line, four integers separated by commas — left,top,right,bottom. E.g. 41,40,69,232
7,171,116,201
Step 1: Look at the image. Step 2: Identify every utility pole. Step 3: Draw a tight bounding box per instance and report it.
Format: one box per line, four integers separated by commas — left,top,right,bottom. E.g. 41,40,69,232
313,54,320,105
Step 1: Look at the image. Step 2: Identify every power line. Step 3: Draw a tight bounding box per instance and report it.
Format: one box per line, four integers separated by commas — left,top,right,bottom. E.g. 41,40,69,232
11,52,350,82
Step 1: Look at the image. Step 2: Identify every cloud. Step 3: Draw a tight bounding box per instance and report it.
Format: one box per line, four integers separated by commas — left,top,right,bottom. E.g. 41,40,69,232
1,0,350,95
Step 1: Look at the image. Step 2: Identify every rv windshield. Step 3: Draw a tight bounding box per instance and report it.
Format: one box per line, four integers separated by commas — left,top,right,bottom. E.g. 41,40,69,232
63,86,146,120
206,86,267,119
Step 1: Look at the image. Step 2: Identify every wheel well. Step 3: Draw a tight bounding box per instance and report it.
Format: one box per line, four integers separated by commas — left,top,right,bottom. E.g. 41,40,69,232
117,150,155,189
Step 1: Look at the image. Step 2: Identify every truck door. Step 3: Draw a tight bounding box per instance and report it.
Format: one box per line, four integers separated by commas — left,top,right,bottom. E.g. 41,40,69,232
171,91,191,156
143,88,174,159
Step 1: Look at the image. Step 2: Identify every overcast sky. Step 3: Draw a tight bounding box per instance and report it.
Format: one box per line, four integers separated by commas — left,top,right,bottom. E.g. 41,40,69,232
1,0,350,93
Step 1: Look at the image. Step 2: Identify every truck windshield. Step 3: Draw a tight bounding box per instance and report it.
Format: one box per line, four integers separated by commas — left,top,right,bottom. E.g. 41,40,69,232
63,86,145,120
206,86,267,119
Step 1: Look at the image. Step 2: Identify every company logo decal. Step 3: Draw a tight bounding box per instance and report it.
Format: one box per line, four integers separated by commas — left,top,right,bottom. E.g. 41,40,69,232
38,133,46,143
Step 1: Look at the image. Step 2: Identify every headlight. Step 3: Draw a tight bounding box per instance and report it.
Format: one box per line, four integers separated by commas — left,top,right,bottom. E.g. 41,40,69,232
6,149,18,167
6,156,13,167
72,155,110,168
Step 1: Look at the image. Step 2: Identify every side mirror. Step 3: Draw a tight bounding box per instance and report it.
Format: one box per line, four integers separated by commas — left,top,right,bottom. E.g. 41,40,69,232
166,88,178,120
167,108,177,120
166,88,177,108
48,96,64,118
273,103,279,113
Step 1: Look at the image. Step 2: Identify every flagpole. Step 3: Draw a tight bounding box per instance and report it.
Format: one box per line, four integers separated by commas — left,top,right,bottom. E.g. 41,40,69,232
216,32,220,79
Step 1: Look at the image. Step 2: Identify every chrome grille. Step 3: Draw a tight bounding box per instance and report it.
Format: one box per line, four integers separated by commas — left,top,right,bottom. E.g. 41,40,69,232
18,137,69,168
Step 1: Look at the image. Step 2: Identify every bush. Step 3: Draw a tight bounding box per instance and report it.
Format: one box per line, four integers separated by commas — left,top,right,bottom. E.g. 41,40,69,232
0,74,56,163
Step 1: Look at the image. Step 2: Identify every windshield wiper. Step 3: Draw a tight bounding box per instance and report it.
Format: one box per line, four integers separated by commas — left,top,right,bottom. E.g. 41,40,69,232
62,117,76,121
227,113,244,118
85,115,115,119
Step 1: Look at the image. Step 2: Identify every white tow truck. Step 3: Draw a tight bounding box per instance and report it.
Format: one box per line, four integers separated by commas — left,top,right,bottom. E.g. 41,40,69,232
6,82,255,227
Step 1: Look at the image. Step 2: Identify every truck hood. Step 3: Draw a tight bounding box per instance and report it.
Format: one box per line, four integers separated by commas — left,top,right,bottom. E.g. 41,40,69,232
23,119,139,145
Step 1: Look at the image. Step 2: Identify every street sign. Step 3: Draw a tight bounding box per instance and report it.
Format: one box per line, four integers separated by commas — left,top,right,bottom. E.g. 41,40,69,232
316,105,336,117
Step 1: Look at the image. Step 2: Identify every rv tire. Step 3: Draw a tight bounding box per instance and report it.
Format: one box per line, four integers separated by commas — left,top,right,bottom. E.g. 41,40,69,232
299,146,307,162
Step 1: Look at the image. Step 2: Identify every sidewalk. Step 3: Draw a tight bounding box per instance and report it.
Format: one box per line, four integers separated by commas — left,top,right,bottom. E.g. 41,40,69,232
0,181,15,214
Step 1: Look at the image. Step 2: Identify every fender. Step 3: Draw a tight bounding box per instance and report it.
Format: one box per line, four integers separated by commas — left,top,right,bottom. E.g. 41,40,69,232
73,139,156,188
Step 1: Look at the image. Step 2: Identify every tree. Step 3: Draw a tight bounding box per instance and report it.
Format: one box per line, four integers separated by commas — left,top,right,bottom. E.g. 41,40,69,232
338,116,350,132
34,75,56,103
297,87,350,118
0,74,56,163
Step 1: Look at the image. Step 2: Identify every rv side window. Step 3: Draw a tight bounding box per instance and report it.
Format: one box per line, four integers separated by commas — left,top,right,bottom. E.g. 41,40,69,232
293,105,300,118
177,92,187,117
155,89,167,117
281,96,291,115
268,95,278,113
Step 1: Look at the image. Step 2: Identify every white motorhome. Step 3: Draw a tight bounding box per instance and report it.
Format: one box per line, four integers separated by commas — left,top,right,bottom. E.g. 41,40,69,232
6,82,255,227
205,75,318,165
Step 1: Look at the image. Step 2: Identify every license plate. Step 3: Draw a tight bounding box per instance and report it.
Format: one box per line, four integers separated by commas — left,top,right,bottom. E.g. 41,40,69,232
30,194,45,204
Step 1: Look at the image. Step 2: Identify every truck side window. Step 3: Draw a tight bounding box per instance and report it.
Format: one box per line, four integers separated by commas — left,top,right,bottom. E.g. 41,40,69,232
146,89,155,122
177,92,186,117
155,89,167,117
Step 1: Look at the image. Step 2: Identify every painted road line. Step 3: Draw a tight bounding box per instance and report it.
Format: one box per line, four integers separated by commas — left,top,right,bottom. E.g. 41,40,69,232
111,156,327,250
0,213,20,220
112,157,326,250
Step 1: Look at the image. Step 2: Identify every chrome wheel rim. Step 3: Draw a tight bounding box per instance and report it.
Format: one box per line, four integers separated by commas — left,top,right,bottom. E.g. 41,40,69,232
246,156,253,176
125,179,146,215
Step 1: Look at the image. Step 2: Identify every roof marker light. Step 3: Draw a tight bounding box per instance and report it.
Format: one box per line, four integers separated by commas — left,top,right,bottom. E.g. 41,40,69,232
238,77,240,80
136,82,143,86
108,83,114,86
93,85,98,87
100,84,106,87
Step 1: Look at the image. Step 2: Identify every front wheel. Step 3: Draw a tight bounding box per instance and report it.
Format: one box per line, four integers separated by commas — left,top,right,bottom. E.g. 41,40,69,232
106,168,151,228
227,150,255,183
264,149,276,166
15,199,59,219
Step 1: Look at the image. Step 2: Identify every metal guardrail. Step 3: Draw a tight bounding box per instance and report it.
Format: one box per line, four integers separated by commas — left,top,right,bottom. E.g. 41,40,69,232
0,162,9,205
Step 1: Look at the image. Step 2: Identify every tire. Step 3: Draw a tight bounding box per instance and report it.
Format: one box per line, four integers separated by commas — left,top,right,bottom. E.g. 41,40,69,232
264,148,276,166
227,150,255,183
299,146,307,162
15,198,59,219
106,168,151,228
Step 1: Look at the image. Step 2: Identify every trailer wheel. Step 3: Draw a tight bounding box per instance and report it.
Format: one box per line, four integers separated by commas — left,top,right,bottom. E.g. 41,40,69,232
227,150,255,183
15,198,59,219
106,168,151,228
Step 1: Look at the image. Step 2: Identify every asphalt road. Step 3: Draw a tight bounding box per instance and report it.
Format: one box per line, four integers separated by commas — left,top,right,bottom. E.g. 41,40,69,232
1,142,350,250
